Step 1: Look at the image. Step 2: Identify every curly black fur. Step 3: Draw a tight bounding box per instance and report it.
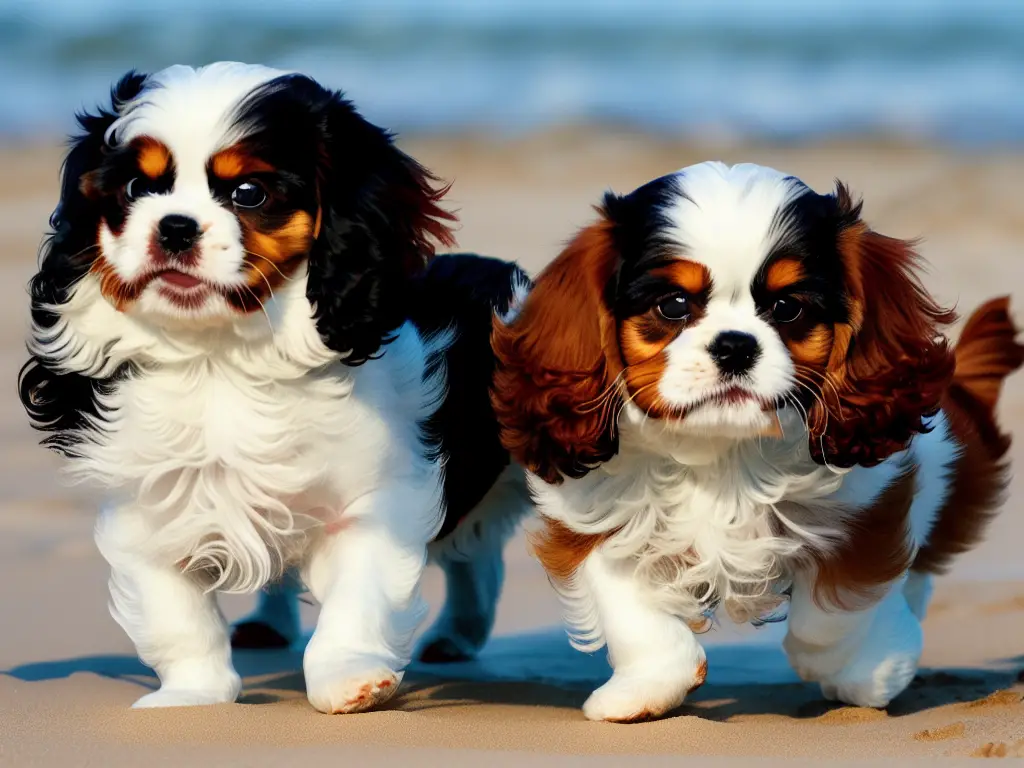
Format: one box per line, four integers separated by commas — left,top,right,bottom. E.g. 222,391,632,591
18,72,146,456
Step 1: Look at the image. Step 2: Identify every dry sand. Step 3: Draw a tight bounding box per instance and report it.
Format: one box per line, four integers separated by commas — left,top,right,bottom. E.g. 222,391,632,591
2,133,1024,765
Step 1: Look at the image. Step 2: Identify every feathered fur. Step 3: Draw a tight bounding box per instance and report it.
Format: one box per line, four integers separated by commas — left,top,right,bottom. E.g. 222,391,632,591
17,64,528,714
493,162,1020,722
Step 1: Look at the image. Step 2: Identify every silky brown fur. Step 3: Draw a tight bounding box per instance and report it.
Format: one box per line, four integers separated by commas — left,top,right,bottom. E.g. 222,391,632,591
810,457,918,610
807,186,958,468
529,517,610,583
491,219,624,484
914,297,1024,573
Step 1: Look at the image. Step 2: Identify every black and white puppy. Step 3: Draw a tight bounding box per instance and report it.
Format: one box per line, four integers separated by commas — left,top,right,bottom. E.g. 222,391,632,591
19,63,530,713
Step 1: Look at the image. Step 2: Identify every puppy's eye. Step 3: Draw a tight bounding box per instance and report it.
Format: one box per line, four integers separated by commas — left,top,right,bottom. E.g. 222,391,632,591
656,295,691,321
771,297,803,323
125,177,155,202
231,181,267,209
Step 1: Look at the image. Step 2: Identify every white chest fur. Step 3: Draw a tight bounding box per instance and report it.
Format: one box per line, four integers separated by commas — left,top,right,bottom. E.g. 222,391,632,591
81,351,436,591
45,274,443,593
530,420,859,629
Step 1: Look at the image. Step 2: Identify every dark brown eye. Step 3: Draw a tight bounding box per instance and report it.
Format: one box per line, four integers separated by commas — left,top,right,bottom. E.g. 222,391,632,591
231,181,267,209
125,177,155,202
656,295,690,321
772,297,803,323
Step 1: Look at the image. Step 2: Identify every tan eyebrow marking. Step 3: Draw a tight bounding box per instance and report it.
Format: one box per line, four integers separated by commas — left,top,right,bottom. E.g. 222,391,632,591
651,260,711,295
765,258,806,292
210,147,275,179
136,138,171,179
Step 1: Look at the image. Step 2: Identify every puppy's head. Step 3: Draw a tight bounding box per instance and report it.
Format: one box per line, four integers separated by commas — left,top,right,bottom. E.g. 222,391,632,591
37,62,454,362
493,162,956,482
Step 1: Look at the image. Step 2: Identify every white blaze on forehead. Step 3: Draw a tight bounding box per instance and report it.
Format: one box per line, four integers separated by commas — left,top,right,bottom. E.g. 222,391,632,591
106,62,292,185
661,162,809,299
646,163,811,432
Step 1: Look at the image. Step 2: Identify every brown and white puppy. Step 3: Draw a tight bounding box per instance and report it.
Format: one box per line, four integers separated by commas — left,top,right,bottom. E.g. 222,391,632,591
492,161,1022,722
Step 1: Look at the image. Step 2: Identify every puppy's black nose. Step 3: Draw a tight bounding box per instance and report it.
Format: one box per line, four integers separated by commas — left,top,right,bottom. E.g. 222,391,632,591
709,331,761,376
158,214,200,254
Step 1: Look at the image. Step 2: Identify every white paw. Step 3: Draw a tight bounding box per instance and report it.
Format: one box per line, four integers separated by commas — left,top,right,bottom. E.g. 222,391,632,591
785,599,922,709
133,685,238,708
583,658,707,723
305,660,403,714
818,653,919,708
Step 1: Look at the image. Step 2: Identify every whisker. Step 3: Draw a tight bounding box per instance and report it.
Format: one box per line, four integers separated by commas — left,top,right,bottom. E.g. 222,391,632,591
792,365,843,411
49,242,101,268
248,264,277,303
243,250,293,283
791,379,830,433
795,376,843,428
616,380,660,434
576,371,626,413
240,284,274,333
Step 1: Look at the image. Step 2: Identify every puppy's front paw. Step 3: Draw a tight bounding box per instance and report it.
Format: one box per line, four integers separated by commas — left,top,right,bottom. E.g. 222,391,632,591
583,657,707,723
133,686,238,708
305,659,403,714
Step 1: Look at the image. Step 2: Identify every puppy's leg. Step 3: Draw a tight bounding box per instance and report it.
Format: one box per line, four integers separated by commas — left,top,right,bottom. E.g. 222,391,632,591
418,473,529,663
902,570,933,621
96,511,240,708
419,543,504,663
301,489,431,714
230,569,302,649
784,570,921,708
579,548,707,723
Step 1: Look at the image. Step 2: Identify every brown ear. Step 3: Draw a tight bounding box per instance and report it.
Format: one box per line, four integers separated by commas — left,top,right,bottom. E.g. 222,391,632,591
491,219,623,484
808,185,957,468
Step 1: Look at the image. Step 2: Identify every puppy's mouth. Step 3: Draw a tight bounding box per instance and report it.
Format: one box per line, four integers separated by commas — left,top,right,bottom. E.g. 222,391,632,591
668,386,785,438
155,269,205,291
682,386,769,415
145,269,217,311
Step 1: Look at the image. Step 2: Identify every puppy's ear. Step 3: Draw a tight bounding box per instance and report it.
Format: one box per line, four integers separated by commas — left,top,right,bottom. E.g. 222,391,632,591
492,217,623,484
807,183,956,468
37,70,147,313
306,89,456,364
20,70,146,455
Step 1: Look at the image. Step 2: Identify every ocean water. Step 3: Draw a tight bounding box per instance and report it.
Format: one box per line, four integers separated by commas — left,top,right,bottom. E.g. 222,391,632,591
1,0,1022,144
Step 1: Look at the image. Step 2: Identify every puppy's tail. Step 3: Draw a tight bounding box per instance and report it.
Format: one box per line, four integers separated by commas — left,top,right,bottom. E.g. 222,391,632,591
947,296,1024,454
913,297,1023,574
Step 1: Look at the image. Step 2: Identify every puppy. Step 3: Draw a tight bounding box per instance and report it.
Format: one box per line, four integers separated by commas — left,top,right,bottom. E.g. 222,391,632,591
19,63,531,713
492,162,1022,722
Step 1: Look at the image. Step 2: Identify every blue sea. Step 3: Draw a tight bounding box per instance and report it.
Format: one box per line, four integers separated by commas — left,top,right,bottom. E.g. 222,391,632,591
1,0,1022,145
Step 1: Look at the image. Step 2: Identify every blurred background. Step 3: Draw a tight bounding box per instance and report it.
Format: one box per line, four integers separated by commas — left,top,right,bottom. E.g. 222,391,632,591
2,2,1024,741
1,0,1023,144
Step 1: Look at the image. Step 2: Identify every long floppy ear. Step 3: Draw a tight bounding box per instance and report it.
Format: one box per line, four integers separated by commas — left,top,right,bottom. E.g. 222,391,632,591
32,71,147,318
807,184,957,468
492,219,623,484
305,87,456,364
19,71,147,455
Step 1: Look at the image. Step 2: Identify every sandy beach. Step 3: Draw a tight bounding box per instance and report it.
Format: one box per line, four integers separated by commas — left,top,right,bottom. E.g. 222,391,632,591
2,133,1024,765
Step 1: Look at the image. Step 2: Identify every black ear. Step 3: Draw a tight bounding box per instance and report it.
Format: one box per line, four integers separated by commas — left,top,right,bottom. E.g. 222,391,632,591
18,71,146,456
305,92,456,365
34,70,147,316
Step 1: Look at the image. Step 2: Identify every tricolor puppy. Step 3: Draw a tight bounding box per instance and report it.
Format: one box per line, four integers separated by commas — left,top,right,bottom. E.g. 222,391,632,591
492,162,1022,722
19,63,531,713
